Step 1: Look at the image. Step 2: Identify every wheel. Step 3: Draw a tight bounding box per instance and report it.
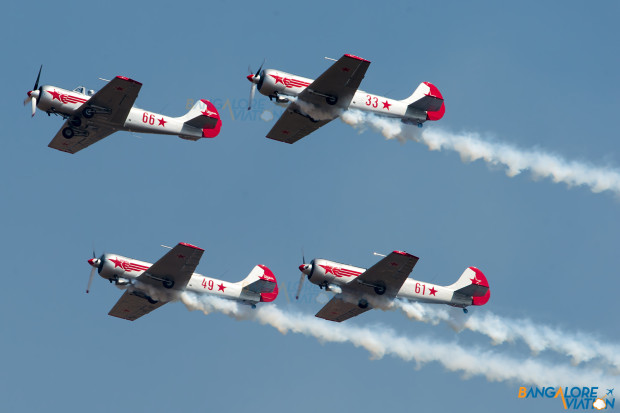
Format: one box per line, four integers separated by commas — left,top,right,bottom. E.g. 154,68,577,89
69,117,81,127
326,96,338,105
162,279,174,289
374,283,386,295
82,107,95,118
358,299,369,309
463,308,469,314
147,297,158,304
62,127,74,139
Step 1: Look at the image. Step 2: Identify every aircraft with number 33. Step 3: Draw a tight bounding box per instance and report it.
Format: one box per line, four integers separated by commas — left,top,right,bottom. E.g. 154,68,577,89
24,66,222,154
296,251,489,322
86,242,278,321
246,54,445,144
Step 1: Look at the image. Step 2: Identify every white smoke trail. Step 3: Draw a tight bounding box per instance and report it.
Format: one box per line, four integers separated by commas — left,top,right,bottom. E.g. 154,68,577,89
340,110,620,196
180,293,617,386
394,300,620,372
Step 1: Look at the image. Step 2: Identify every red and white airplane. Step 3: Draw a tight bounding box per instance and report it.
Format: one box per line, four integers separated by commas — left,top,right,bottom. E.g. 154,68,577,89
24,66,222,154
296,251,489,322
86,242,278,321
246,54,445,144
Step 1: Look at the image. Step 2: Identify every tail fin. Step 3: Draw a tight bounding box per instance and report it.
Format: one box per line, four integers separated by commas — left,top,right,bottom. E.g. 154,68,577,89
177,99,222,139
239,264,278,302
400,82,445,123
447,267,490,306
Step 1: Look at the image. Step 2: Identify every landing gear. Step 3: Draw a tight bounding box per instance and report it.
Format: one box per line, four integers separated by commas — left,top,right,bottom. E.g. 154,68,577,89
358,299,369,309
162,279,174,289
325,96,338,105
463,308,468,314
82,107,95,118
373,282,386,295
251,304,257,309
62,127,74,139
69,117,81,127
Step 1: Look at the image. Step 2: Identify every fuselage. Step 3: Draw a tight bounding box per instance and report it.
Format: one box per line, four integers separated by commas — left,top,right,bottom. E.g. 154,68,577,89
35,84,206,139
96,253,261,303
302,258,468,307
256,69,411,119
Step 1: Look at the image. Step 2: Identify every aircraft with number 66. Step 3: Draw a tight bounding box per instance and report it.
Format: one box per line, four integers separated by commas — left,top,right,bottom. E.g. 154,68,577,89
24,66,222,154
86,242,278,321
295,250,489,322
246,54,445,144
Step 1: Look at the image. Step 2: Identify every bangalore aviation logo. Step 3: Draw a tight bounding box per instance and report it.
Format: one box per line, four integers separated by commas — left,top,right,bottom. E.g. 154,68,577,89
518,386,615,410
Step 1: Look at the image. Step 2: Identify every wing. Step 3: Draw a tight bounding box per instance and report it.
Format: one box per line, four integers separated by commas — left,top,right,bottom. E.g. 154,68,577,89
266,105,333,143
137,242,204,291
297,54,370,110
48,121,115,154
315,296,370,322
47,76,142,154
266,54,370,144
350,251,419,299
108,290,167,321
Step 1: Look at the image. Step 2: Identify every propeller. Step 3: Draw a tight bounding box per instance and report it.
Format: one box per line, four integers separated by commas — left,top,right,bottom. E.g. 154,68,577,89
86,250,104,294
296,250,308,300
246,60,264,111
24,65,42,117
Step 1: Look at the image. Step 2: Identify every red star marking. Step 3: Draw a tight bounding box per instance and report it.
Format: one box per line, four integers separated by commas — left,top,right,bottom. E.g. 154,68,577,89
319,265,336,275
110,258,124,268
48,90,61,101
282,130,289,134
158,117,167,127
116,87,124,91
217,283,226,292
429,286,437,296
270,74,284,84
390,262,399,266
342,67,350,72
177,254,185,259
471,277,481,285
382,100,391,110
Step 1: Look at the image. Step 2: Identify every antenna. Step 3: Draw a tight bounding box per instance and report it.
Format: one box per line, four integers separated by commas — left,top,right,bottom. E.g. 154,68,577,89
324,57,337,62
160,244,173,249
98,77,111,82
373,252,387,257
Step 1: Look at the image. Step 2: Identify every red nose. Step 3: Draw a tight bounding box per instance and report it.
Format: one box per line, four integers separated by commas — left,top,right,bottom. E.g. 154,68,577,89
88,258,96,267
299,264,306,272
246,74,254,82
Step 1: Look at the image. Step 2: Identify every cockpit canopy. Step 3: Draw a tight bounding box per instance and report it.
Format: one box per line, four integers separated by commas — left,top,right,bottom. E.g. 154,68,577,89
73,86,95,96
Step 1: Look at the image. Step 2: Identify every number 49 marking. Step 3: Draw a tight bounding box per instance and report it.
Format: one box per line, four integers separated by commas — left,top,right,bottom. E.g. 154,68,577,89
201,278,214,290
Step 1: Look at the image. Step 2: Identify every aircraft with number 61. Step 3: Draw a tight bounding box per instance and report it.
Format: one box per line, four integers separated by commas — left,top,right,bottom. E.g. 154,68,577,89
295,250,489,322
246,54,445,144
86,242,278,321
24,66,222,154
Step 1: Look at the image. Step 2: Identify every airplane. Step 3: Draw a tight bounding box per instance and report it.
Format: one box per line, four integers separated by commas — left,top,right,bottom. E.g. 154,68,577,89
607,389,614,396
295,251,489,322
86,242,278,321
24,66,222,154
246,54,445,144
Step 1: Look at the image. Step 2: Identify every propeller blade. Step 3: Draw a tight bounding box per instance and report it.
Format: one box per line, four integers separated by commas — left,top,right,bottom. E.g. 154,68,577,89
33,65,42,90
86,266,96,294
248,84,256,110
295,273,305,300
30,97,36,117
255,59,265,78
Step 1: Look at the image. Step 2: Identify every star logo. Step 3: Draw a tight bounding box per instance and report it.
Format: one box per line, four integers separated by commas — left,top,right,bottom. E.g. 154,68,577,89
282,130,289,134
342,67,350,72
270,74,285,85
201,110,217,117
428,286,437,296
390,262,399,267
158,117,167,127
48,90,61,101
319,265,336,275
110,257,124,268
116,86,124,91
471,277,481,285
382,100,391,110
177,254,185,259
217,283,226,292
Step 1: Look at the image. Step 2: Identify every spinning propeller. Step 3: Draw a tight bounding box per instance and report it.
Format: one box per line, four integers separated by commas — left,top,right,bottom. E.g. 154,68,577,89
246,60,264,111
86,250,104,294
24,65,42,117
296,251,313,300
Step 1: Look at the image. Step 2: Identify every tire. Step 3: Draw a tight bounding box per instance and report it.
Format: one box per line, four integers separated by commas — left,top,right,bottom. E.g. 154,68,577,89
326,96,338,105
147,297,158,304
62,127,74,139
82,107,95,118
163,279,174,289
358,299,369,309
374,284,386,295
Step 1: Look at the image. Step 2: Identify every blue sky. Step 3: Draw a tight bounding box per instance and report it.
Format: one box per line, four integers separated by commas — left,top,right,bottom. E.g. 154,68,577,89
2,1,619,412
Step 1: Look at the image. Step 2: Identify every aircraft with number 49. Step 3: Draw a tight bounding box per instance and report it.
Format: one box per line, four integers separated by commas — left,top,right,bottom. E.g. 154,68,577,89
24,66,222,154
86,242,278,321
246,54,445,144
296,251,489,322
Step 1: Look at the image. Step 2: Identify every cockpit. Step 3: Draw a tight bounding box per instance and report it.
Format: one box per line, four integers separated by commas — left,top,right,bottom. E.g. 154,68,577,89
72,86,95,96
